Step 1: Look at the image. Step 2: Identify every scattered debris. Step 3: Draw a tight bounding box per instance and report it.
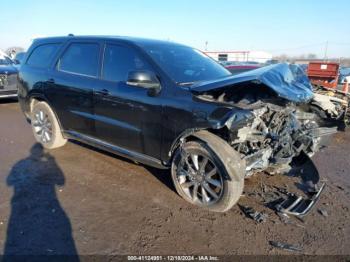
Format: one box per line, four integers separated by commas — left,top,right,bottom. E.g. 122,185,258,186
336,185,345,191
276,212,305,228
273,186,289,195
243,151,326,219
274,183,325,217
291,151,321,192
262,191,280,204
269,241,303,252
318,209,329,217
239,205,268,223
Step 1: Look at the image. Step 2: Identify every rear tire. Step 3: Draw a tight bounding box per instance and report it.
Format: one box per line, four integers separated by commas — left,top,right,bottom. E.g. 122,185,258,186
30,101,67,149
171,134,245,212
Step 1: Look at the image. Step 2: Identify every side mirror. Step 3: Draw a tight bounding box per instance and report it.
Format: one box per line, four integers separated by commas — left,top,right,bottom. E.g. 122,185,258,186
127,70,161,95
13,59,20,65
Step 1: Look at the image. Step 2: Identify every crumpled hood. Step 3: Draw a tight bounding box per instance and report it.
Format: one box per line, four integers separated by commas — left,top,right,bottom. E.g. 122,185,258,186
191,63,314,103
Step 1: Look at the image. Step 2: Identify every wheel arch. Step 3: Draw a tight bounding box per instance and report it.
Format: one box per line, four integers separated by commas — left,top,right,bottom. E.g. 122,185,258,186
28,95,65,135
168,129,245,181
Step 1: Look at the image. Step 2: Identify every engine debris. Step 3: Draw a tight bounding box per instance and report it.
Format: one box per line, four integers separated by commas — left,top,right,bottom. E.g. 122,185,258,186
318,209,329,217
239,205,268,223
269,241,303,252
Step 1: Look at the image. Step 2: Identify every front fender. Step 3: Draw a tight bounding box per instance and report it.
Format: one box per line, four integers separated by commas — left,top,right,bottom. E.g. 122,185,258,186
190,130,246,181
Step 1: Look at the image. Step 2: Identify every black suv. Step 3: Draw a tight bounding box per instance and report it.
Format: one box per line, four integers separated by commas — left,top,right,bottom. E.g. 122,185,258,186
18,36,335,212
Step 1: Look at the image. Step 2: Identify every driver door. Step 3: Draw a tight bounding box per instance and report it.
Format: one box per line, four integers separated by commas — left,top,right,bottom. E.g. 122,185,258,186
93,43,163,158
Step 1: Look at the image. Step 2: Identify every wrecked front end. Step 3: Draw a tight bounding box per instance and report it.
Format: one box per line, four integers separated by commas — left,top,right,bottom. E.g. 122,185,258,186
227,103,334,176
209,100,336,178
193,63,337,177
192,63,338,216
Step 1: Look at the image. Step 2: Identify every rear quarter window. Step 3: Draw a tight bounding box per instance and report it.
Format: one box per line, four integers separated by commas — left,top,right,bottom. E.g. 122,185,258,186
27,43,61,68
58,43,100,77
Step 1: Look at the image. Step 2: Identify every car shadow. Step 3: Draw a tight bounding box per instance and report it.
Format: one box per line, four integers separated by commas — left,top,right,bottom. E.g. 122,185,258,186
2,143,79,261
71,140,176,193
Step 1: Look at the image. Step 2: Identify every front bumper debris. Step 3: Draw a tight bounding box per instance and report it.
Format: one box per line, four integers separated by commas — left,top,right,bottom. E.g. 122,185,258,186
275,183,325,217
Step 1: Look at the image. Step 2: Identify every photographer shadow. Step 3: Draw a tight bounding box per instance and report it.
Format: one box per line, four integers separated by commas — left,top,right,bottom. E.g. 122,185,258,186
3,143,79,261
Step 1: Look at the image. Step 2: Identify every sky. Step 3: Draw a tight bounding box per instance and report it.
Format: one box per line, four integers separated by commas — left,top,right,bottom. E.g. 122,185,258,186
1,0,350,58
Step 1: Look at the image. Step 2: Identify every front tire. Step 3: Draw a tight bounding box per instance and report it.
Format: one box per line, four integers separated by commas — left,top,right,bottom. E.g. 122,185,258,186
171,135,245,212
30,101,67,149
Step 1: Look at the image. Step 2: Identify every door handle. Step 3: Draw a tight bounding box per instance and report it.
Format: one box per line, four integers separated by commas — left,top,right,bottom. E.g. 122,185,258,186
95,89,110,96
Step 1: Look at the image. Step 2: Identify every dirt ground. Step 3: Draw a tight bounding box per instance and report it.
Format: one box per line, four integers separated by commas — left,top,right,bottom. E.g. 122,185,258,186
0,99,349,256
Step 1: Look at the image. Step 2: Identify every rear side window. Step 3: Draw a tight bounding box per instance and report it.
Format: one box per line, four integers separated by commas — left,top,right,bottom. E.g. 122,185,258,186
102,44,152,82
27,43,61,68
58,43,99,77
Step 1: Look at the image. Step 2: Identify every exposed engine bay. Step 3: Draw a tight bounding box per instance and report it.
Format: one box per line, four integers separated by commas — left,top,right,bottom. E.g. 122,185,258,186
196,84,337,177
229,102,335,176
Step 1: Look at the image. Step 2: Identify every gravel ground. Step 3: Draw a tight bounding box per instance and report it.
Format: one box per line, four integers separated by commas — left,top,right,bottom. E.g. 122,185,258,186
0,99,349,256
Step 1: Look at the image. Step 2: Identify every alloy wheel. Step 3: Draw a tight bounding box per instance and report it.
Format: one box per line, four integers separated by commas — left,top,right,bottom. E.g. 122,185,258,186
176,150,224,206
32,109,53,144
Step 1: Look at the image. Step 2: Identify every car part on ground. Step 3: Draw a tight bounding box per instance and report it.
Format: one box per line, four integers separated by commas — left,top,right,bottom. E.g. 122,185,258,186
265,151,325,217
239,205,268,223
274,183,325,217
269,241,303,252
318,208,329,217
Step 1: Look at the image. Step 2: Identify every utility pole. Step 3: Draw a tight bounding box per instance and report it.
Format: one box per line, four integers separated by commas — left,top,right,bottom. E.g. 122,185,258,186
324,41,328,61
205,41,208,51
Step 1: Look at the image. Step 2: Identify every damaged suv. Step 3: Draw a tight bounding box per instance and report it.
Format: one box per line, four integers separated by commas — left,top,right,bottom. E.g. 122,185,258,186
18,36,336,212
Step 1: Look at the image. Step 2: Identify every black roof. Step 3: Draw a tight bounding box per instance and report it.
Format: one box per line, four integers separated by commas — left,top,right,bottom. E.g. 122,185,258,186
33,35,187,48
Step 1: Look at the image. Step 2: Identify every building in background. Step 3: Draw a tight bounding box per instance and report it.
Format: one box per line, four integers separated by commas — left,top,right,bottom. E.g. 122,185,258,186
0,49,8,58
204,50,272,63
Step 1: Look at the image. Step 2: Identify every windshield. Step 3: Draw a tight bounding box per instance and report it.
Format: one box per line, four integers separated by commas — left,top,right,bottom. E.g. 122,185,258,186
0,56,13,65
141,43,231,84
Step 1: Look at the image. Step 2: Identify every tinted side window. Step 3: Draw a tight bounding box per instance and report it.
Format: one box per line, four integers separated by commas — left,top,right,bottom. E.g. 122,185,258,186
58,43,99,77
27,43,61,68
102,44,152,82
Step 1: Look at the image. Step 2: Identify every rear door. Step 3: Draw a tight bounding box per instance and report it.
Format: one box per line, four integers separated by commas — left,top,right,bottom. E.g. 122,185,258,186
45,41,102,136
93,42,163,157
